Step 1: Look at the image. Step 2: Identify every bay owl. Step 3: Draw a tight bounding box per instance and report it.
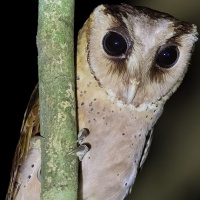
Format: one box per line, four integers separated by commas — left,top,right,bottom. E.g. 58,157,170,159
6,4,198,200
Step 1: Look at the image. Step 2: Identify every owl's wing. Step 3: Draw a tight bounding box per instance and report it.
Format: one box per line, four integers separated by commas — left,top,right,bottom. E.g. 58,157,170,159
6,84,40,200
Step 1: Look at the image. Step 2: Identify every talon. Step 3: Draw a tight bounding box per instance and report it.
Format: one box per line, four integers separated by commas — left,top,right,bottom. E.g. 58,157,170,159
68,145,89,161
37,167,41,182
68,128,90,161
77,128,89,145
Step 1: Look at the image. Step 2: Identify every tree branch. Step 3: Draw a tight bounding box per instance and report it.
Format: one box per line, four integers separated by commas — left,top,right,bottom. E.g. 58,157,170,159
37,0,78,199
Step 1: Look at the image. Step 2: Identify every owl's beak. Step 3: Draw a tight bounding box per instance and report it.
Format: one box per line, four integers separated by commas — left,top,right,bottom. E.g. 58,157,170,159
127,79,140,104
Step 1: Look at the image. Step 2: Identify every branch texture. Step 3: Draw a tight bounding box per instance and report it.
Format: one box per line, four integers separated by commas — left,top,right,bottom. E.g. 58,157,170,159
37,0,77,199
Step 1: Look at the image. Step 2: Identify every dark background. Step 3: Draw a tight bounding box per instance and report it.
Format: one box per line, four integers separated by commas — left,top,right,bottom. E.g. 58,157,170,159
2,0,200,199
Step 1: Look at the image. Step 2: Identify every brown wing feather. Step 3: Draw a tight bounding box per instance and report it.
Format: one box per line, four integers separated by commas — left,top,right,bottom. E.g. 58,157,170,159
6,84,40,200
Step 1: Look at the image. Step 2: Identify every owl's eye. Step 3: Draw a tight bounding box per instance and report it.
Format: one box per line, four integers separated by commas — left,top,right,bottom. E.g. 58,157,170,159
156,46,179,68
102,31,128,57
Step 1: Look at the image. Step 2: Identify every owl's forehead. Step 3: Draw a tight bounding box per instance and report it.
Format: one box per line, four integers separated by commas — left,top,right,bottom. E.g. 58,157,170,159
102,4,176,27
124,12,174,49
109,6,174,38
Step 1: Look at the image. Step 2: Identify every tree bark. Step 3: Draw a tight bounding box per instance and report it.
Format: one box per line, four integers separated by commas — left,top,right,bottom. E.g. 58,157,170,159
37,0,78,199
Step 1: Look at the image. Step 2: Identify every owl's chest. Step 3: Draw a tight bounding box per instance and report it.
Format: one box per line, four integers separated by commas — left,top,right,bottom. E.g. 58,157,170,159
76,70,163,199
77,78,159,140
77,82,159,199
76,72,161,148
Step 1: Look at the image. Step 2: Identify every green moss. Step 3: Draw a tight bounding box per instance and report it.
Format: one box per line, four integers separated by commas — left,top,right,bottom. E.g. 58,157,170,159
37,0,77,199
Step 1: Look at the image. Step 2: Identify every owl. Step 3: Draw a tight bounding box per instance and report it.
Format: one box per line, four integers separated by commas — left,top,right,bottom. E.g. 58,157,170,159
6,4,198,200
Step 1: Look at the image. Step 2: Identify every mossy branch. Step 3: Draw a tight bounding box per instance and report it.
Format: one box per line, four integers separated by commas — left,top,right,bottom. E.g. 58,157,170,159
37,0,78,199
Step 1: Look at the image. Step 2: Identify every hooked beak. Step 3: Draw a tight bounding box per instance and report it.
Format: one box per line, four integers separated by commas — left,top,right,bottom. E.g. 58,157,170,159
127,79,140,104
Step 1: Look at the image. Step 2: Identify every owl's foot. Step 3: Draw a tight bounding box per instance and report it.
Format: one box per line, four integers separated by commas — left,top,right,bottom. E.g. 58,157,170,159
68,128,90,161
77,128,89,145
37,167,41,182
70,144,89,161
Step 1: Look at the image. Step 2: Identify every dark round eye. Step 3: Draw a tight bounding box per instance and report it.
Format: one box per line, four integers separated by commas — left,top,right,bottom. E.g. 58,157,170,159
156,46,179,68
102,31,128,57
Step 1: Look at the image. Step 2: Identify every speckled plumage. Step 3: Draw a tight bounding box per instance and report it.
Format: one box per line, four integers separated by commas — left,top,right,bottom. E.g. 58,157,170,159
6,4,198,200
77,4,197,199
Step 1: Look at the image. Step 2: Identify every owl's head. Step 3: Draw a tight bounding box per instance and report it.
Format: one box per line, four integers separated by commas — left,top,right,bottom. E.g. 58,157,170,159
79,4,198,107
